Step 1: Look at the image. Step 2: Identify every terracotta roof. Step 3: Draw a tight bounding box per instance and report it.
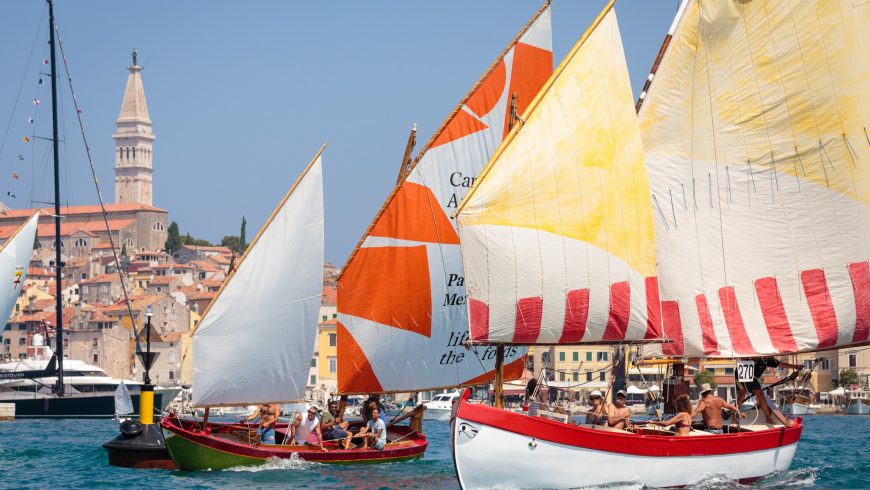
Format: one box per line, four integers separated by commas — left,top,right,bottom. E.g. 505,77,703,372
190,260,218,271
81,274,120,285
149,276,175,285
179,245,232,254
208,255,231,265
91,243,117,250
161,331,187,342
185,290,215,301
35,219,135,238
27,267,53,277
103,294,166,313
321,286,337,306
0,203,166,219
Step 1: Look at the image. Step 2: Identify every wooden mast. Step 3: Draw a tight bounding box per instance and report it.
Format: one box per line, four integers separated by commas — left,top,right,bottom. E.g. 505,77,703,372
395,123,417,184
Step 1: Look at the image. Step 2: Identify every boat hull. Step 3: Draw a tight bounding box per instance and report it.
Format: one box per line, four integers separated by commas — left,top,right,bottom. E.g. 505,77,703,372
423,407,451,421
161,415,428,470
846,399,870,415
2,392,163,419
783,403,816,416
452,390,801,488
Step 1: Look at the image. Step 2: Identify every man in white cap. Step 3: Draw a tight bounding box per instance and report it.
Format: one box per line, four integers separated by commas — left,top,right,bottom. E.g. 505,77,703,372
690,383,743,433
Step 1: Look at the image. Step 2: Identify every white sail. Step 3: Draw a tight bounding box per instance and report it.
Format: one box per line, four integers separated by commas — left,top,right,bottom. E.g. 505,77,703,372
114,381,134,415
639,0,870,357
193,151,324,407
0,214,39,326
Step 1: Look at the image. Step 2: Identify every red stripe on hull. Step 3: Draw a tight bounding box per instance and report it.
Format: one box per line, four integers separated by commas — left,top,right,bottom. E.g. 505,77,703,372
695,294,720,355
602,282,630,341
513,297,543,343
661,301,683,356
801,269,839,349
849,261,870,343
754,277,799,352
455,390,802,457
644,277,662,339
718,286,758,355
560,289,589,343
468,298,490,342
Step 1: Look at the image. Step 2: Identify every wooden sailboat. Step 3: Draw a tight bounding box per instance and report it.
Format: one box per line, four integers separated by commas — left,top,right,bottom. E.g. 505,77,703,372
451,0,869,487
335,0,552,402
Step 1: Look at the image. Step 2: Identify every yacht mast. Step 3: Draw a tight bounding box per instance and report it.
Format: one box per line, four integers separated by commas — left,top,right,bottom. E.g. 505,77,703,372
48,0,65,397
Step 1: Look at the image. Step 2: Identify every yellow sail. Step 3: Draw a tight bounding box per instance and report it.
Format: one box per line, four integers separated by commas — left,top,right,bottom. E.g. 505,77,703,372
639,0,870,357
457,3,661,345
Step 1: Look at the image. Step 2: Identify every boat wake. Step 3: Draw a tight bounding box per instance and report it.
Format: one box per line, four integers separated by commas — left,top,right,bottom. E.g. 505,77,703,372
681,467,819,489
224,453,320,472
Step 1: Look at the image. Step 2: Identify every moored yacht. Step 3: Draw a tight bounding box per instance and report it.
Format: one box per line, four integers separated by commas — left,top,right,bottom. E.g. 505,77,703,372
0,334,179,418
845,390,870,415
423,391,461,421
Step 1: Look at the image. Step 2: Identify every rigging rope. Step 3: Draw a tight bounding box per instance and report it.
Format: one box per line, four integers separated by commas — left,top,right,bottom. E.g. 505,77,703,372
53,25,143,356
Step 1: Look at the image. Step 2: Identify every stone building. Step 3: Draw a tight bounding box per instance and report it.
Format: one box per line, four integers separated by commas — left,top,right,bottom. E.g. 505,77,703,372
114,50,155,207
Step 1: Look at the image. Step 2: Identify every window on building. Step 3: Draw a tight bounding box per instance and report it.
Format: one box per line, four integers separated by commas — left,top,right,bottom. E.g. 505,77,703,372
724,368,734,375
124,238,134,248
310,375,317,385
541,352,550,364
559,372,565,381
849,354,857,368
559,352,565,362
586,371,592,382
328,333,336,347
328,357,337,373
168,370,175,380
93,354,99,363
82,286,89,295
332,313,337,318
18,338,25,345
310,358,316,368
572,352,579,362
100,285,108,294
17,324,25,331
74,238,88,248
18,353,25,360
169,352,175,364
597,352,608,362
153,222,165,232
820,358,830,371
599,372,605,381
804,360,813,370
573,371,579,382
322,315,327,322
706,368,715,373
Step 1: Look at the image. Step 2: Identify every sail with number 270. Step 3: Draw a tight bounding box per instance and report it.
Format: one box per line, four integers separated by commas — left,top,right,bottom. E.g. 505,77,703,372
337,3,553,394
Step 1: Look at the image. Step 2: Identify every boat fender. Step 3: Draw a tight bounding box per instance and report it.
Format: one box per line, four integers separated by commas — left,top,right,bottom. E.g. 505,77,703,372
120,419,144,438
528,437,537,449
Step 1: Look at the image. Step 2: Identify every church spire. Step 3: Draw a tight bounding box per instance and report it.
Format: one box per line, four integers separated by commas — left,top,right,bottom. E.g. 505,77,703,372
114,48,154,206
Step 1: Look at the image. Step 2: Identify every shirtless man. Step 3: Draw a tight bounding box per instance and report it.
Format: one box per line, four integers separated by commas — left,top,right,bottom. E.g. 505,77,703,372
606,390,631,429
690,383,743,434
243,403,280,444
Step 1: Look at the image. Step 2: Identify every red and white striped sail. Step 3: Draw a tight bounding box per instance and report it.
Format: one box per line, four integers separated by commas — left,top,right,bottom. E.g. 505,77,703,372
337,5,553,393
638,0,870,357
456,5,660,345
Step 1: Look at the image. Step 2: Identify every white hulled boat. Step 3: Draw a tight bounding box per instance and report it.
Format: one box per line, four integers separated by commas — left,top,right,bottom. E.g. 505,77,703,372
845,390,870,415
450,0,869,487
423,391,461,421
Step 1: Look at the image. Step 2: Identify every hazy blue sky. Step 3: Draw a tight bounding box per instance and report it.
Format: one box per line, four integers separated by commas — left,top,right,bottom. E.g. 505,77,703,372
0,1,679,264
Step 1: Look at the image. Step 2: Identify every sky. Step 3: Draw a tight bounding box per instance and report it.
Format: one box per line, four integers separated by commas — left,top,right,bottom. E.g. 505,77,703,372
0,1,679,264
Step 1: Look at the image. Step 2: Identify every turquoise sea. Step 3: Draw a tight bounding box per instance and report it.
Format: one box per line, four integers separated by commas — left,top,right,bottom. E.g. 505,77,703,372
1,415,868,489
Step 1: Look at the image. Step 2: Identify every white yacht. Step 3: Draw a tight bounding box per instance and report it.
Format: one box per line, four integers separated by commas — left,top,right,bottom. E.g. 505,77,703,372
423,391,461,421
845,390,870,415
0,335,180,418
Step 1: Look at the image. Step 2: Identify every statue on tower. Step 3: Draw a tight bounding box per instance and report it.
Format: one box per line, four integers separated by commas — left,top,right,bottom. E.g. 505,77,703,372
132,48,138,66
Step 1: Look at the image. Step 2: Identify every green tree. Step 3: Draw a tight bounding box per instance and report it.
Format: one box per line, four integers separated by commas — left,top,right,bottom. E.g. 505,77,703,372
182,232,213,247
120,243,128,257
694,370,717,391
164,221,182,254
220,235,242,254
240,216,247,253
840,368,859,387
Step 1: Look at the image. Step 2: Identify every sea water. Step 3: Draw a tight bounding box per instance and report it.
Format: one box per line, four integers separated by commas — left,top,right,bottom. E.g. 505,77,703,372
0,415,867,489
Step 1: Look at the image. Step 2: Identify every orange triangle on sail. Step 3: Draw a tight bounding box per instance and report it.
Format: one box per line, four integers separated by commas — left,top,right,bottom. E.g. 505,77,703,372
339,245,432,337
430,109,489,149
465,60,506,118
337,321,384,394
369,182,460,244
461,355,526,386
504,42,553,137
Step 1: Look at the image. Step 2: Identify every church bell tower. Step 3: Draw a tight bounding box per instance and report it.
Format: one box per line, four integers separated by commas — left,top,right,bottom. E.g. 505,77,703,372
114,48,154,206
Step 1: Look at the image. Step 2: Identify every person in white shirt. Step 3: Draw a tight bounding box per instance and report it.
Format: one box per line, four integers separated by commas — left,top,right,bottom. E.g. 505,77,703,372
290,406,328,452
360,407,387,450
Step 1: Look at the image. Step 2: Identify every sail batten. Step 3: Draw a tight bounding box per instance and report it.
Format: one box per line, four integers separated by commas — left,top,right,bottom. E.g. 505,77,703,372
639,0,870,357
336,4,553,394
456,5,660,346
193,150,324,407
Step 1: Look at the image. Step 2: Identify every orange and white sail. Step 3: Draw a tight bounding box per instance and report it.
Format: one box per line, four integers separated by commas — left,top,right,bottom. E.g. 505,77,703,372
639,0,870,357
456,3,659,346
337,4,553,393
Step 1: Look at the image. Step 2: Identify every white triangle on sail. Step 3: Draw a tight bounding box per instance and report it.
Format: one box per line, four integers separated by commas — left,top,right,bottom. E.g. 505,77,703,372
193,152,324,407
114,381,134,415
0,213,39,326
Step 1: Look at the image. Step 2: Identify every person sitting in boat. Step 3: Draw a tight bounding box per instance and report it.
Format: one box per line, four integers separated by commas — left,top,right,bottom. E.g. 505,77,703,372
606,390,631,429
735,356,803,425
649,394,692,436
243,403,279,444
360,407,387,450
691,383,743,434
584,390,608,425
362,394,386,423
290,406,328,452
321,400,352,449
